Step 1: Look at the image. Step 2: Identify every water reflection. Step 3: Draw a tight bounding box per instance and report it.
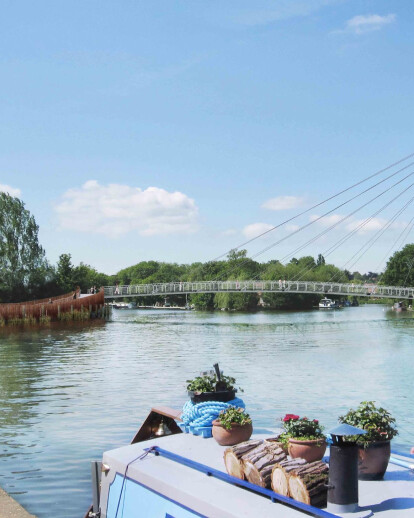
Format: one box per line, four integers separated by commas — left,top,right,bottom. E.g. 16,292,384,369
0,306,413,517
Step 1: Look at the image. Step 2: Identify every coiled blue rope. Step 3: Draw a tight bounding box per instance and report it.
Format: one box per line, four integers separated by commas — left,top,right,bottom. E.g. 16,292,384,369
182,398,245,428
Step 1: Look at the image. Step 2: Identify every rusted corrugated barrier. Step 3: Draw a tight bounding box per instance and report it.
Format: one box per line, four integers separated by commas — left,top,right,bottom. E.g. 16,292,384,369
0,289,106,325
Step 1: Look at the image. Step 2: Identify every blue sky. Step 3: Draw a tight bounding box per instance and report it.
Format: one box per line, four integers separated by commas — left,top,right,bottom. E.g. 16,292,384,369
1,1,413,275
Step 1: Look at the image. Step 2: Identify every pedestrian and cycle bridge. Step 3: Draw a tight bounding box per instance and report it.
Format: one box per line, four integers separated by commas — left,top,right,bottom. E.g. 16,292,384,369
104,280,414,300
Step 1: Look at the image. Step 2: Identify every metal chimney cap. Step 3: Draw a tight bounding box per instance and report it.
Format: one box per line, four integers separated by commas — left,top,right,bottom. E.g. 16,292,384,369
329,424,367,436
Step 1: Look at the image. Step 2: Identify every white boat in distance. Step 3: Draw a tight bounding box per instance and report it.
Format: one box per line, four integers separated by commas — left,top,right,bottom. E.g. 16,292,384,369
319,298,339,309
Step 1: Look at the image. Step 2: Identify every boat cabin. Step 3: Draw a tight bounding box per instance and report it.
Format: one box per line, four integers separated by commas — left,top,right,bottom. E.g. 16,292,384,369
87,407,414,518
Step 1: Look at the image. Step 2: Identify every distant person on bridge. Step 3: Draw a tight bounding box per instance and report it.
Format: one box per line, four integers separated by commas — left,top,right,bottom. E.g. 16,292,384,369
282,279,286,290
279,279,282,290
115,283,120,295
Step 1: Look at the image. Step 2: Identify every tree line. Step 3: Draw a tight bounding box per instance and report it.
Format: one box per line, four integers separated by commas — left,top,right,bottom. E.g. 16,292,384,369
0,192,412,309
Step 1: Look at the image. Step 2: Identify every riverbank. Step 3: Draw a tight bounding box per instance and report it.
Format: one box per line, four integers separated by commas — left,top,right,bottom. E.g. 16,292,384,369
0,488,36,518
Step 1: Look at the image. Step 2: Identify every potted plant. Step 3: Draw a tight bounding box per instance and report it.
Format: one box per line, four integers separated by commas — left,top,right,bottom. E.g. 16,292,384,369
339,401,398,480
279,414,326,463
186,364,242,403
212,406,253,446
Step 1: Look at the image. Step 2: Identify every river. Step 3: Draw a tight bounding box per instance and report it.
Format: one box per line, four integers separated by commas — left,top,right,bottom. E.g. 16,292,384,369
0,304,413,517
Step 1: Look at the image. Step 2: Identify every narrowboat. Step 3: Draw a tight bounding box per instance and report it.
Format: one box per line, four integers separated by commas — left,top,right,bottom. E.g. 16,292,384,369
86,407,414,518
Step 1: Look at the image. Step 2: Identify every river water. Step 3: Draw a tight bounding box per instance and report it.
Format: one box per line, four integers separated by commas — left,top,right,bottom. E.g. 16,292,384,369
0,304,413,517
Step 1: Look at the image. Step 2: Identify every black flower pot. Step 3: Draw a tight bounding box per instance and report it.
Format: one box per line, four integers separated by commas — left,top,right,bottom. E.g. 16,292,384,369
188,389,236,404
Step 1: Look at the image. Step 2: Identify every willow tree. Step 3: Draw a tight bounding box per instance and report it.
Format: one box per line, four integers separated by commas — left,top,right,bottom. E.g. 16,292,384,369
0,193,48,301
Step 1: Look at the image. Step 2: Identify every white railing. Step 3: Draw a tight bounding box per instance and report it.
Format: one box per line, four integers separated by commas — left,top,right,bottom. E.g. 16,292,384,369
103,281,414,300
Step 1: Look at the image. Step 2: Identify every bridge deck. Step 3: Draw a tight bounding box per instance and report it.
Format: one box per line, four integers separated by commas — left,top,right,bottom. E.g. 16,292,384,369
104,281,414,300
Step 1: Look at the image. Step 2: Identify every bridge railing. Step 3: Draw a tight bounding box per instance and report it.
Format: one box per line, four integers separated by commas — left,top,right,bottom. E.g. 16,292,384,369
104,281,414,300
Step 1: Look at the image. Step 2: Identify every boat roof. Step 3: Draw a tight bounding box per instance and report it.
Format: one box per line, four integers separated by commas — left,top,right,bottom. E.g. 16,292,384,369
100,431,414,518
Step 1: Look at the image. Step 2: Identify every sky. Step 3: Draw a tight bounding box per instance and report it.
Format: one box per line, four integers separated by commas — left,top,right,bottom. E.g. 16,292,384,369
1,0,414,275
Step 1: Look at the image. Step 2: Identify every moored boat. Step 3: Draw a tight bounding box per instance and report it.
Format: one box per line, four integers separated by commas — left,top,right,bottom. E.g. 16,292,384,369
393,301,407,312
86,407,414,518
318,298,339,309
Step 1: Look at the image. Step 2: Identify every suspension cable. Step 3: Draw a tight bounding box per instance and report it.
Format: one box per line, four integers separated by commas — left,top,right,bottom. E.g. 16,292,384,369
210,153,414,262
213,164,414,281
328,195,414,282
287,181,414,282
375,216,414,275
280,172,414,273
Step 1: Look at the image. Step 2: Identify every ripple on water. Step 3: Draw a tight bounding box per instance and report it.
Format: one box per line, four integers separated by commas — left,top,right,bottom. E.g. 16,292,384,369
0,306,413,517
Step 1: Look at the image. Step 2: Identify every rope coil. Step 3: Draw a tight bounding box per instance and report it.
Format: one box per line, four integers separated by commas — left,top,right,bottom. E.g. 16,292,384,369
182,398,245,428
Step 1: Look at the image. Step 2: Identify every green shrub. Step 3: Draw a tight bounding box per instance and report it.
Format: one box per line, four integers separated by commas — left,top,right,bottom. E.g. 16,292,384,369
339,401,398,446
186,371,241,394
58,311,73,321
216,406,252,430
7,317,23,326
22,316,37,325
280,413,325,441
73,308,90,320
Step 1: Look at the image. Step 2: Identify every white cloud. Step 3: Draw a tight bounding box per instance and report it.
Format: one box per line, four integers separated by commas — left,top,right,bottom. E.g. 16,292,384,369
243,222,274,239
55,181,199,237
310,214,344,227
262,196,304,211
0,184,21,197
308,213,406,235
339,14,396,35
346,217,405,234
286,223,300,232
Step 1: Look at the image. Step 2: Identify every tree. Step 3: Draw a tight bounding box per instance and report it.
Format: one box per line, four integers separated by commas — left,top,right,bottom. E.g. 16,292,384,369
316,254,325,266
0,193,48,301
382,244,414,286
74,262,110,292
56,253,74,293
227,249,248,261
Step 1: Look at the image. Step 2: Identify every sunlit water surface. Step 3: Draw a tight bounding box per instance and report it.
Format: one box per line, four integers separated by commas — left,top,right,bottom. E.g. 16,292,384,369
0,304,413,517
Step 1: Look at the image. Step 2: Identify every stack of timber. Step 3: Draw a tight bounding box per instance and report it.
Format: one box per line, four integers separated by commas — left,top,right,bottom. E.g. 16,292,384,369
271,458,308,496
243,441,287,487
223,439,263,479
224,439,287,487
224,441,329,508
272,458,329,508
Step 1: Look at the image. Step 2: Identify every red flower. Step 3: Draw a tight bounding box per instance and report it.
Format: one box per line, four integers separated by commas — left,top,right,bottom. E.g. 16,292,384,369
283,413,300,421
313,419,319,424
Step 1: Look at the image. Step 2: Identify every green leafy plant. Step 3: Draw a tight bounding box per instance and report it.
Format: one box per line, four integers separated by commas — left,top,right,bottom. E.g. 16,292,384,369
7,317,24,326
22,316,37,326
339,401,398,446
39,315,51,325
279,413,325,443
216,406,252,431
186,372,241,394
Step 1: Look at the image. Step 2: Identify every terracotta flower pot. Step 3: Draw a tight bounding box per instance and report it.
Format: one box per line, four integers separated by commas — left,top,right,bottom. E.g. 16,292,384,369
212,420,253,446
358,440,391,480
288,438,327,463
